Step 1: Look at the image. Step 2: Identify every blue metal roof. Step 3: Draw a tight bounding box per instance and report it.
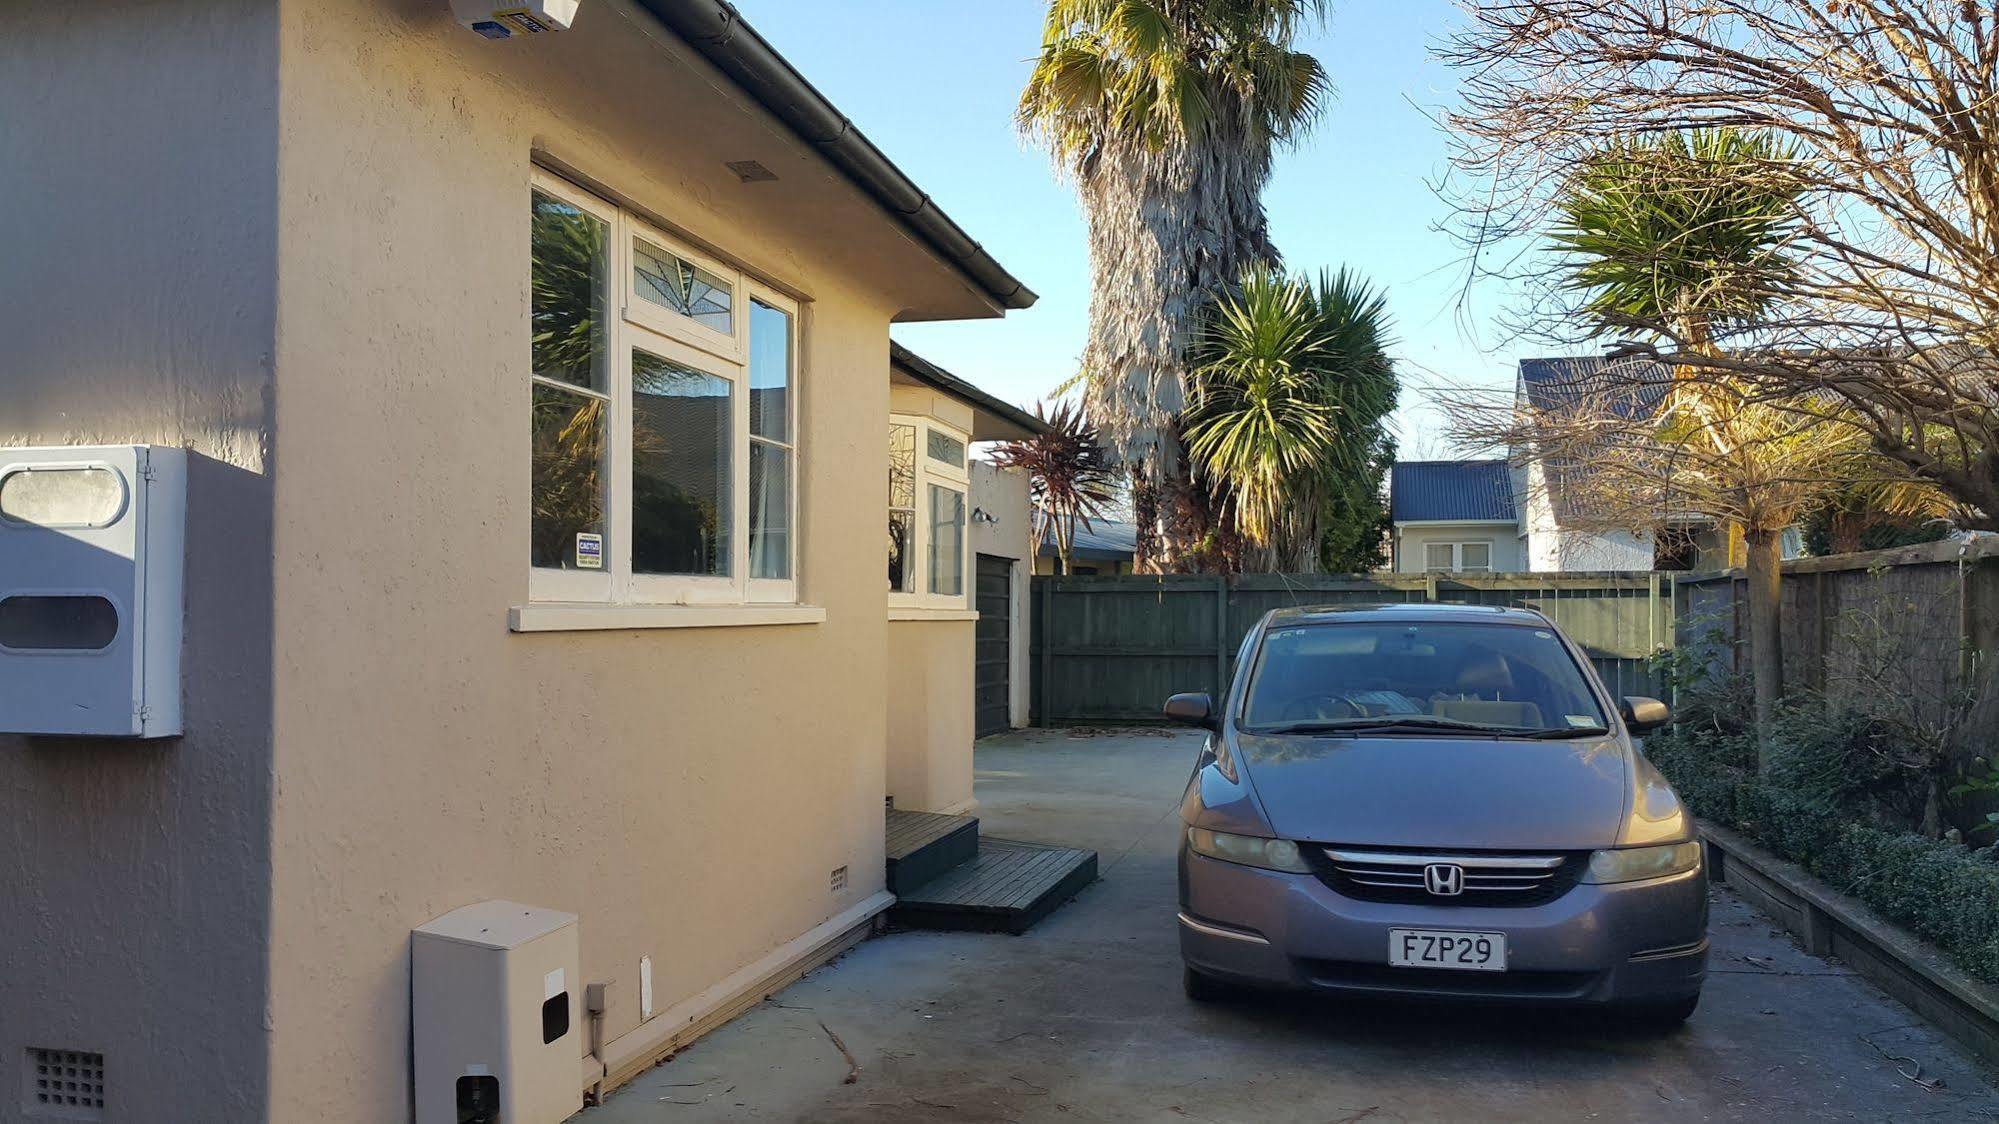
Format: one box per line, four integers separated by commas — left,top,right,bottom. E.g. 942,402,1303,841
1039,519,1137,562
1389,460,1517,524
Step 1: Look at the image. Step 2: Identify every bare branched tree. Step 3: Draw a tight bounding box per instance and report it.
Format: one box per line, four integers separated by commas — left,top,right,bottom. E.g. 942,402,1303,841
1445,368,1899,737
1441,1,1999,521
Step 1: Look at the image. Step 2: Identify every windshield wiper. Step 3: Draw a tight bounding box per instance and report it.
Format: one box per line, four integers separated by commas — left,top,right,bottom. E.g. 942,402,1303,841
1252,715,1512,736
1251,717,1613,739
1511,725,1612,739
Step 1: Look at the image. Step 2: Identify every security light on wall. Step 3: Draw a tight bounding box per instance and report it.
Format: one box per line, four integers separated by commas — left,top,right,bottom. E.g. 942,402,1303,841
450,0,581,39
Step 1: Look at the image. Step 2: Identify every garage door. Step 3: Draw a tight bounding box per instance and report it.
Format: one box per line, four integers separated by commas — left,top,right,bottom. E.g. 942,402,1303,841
975,554,1012,738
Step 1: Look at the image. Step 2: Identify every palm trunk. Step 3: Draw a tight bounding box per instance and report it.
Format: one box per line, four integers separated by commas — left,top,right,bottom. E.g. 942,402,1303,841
1076,117,1276,573
1744,526,1785,756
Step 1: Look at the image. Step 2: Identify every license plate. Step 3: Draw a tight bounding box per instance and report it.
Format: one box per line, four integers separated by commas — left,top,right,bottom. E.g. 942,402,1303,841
1388,928,1507,972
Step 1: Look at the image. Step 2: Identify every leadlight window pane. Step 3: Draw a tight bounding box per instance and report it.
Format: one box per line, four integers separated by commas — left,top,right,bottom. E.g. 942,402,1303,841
926,428,966,468
632,349,731,576
748,300,790,441
888,511,914,593
889,424,916,509
530,383,607,570
749,441,791,581
634,237,733,334
928,484,965,597
531,191,608,392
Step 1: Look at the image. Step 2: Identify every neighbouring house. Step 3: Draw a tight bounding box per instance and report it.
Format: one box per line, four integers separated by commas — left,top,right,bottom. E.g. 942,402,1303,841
1512,357,1707,571
1388,460,1524,573
1506,356,1801,572
885,344,1047,788
1033,519,1139,575
0,2,1045,1120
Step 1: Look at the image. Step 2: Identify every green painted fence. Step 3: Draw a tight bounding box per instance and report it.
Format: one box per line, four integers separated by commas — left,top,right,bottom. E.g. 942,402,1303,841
1030,572,1677,725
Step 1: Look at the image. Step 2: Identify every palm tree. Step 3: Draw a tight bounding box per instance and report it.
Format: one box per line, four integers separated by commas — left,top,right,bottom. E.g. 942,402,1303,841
1548,128,1839,738
988,401,1120,575
1182,266,1397,571
1019,0,1331,571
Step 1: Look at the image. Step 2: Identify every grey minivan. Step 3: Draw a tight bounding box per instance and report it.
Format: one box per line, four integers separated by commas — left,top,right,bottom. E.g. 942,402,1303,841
1169,603,1706,1024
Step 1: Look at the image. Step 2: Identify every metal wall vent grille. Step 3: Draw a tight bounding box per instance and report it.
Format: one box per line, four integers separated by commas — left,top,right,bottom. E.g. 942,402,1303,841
725,160,779,183
24,1048,104,1120
829,865,849,893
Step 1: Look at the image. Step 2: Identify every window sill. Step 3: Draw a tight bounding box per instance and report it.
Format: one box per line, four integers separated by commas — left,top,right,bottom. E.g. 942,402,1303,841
509,603,828,633
887,606,980,622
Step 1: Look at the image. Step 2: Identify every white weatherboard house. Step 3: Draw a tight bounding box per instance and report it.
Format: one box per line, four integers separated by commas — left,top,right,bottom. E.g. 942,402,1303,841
1388,459,1525,573
1512,357,1774,573
0,2,1048,1120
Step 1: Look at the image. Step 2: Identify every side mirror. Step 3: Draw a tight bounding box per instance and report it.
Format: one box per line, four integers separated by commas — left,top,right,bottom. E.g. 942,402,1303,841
1621,696,1671,733
1164,692,1216,730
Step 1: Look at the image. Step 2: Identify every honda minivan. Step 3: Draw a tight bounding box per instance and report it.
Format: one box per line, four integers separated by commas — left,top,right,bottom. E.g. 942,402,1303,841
1169,603,1706,1024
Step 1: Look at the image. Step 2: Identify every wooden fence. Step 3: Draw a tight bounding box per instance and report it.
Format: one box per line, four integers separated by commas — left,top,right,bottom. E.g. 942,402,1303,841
1030,572,1677,726
1675,537,1999,730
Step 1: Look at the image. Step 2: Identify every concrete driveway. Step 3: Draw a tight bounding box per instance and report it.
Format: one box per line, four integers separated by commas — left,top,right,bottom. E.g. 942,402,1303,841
594,729,1999,1123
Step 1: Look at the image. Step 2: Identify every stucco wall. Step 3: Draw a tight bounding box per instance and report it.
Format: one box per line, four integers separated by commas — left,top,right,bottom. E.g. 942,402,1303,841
884,620,977,812
1393,523,1525,573
970,462,1032,728
263,1,935,1117
0,3,280,1120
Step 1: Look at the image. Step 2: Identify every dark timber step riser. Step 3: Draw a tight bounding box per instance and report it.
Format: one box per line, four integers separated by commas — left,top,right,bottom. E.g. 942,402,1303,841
888,838,1099,935
885,809,980,896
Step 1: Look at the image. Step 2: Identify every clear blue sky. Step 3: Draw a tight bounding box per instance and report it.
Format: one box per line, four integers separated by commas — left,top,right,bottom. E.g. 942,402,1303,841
742,1,1532,459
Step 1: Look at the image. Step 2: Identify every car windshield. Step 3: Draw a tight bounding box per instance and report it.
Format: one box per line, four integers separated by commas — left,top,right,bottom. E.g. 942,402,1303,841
1240,620,1609,735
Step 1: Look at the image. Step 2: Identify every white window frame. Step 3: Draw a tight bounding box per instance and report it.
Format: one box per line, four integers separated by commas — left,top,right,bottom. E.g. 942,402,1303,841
1422,541,1494,573
746,285,800,605
889,413,972,611
528,170,799,608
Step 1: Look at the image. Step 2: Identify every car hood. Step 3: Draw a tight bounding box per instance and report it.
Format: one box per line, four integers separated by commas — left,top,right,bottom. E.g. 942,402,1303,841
1234,732,1635,850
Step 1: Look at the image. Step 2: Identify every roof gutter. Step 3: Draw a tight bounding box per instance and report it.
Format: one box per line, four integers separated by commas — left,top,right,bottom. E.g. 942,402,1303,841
890,342,1050,439
635,0,1038,312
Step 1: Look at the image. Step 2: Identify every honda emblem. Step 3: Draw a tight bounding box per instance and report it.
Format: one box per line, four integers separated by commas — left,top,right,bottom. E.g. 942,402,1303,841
1423,863,1465,896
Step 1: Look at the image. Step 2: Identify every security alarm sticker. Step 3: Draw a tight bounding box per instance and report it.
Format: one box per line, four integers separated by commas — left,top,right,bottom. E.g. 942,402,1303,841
576,532,603,569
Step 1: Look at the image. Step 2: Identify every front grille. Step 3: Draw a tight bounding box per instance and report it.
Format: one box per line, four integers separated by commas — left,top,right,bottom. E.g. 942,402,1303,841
1301,959,1596,1000
1307,846,1586,907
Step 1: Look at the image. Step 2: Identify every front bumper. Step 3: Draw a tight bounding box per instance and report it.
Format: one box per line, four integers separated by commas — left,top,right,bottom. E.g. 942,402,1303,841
1178,848,1707,1005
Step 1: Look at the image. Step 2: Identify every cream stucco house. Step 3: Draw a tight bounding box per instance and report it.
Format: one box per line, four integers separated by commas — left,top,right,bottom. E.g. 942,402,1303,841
0,1,1041,1120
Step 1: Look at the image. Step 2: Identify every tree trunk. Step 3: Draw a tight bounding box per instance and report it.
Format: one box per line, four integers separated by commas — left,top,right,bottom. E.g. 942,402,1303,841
1744,526,1786,758
1131,469,1160,574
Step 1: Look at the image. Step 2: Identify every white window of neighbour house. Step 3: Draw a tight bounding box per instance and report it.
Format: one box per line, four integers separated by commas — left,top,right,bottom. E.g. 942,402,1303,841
528,172,799,608
1423,541,1492,573
888,415,970,608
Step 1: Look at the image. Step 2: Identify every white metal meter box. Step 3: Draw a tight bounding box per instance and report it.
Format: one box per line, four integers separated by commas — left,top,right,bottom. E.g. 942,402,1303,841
0,445,185,738
413,901,582,1124
449,0,581,39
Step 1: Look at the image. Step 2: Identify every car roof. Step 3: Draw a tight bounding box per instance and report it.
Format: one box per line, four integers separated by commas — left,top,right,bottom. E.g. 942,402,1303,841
1261,602,1552,628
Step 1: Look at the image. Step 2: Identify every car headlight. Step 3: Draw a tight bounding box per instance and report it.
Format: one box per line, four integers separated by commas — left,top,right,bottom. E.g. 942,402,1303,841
1582,842,1703,884
1185,827,1311,874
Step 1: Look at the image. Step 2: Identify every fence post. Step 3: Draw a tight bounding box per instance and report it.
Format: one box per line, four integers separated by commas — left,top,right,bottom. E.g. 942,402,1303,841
1038,577,1054,728
1214,574,1230,699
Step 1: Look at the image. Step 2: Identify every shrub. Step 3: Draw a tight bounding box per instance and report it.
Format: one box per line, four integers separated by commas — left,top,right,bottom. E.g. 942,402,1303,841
1648,695,1999,985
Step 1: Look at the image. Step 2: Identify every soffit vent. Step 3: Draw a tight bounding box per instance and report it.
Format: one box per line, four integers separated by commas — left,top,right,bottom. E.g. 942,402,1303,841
725,160,779,183
24,1048,104,1120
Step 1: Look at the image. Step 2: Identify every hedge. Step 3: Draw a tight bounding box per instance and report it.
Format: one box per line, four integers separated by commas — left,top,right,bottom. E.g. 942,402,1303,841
1647,725,1999,984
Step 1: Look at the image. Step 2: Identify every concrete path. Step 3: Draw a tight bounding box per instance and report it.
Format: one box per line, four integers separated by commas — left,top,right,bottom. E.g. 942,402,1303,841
594,729,1999,1123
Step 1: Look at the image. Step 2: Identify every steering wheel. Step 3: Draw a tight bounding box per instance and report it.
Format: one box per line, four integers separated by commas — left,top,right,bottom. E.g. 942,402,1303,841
1279,694,1366,722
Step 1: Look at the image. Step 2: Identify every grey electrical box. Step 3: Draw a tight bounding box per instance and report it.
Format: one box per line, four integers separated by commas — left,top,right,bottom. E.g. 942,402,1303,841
413,900,581,1124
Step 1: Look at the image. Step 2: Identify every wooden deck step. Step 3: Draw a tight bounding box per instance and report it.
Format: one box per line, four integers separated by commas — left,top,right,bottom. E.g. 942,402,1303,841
889,837,1098,935
885,809,979,895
